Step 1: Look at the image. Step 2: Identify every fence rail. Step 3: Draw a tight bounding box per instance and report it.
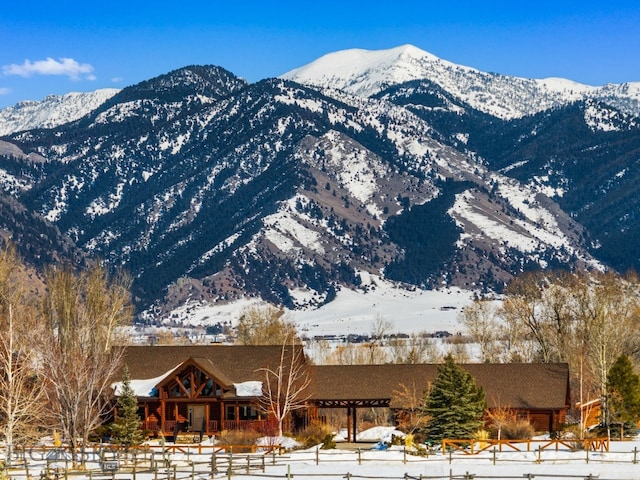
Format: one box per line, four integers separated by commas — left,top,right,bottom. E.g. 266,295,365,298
442,438,610,454
2,441,639,480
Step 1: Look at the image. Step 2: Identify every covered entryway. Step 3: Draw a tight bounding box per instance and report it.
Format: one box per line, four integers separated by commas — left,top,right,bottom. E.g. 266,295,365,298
314,399,390,442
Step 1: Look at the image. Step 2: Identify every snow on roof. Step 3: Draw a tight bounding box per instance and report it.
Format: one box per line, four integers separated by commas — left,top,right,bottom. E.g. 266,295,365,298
234,380,263,397
113,367,178,397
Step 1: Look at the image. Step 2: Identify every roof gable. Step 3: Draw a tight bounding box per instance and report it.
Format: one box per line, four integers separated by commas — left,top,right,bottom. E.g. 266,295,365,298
122,345,305,384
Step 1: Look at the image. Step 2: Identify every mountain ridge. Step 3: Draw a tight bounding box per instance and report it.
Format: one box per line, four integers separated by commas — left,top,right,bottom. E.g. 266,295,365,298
281,44,640,120
0,88,120,136
0,48,638,322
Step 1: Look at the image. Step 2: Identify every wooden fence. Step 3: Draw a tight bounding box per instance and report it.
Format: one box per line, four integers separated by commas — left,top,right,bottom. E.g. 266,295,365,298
442,437,610,454
3,441,640,480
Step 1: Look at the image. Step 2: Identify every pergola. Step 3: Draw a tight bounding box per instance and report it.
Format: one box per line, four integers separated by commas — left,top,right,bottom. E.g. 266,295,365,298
312,398,390,442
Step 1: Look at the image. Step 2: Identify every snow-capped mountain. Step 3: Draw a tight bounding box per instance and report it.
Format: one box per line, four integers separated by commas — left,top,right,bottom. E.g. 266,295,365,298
282,45,640,120
0,88,120,136
0,48,639,321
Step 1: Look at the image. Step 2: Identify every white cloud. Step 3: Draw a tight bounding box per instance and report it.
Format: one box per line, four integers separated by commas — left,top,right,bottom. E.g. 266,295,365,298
111,76,124,83
2,57,94,80
0,87,10,95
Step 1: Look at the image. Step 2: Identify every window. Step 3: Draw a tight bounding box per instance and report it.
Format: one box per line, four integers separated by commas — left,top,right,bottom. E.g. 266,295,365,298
239,405,259,420
226,405,235,421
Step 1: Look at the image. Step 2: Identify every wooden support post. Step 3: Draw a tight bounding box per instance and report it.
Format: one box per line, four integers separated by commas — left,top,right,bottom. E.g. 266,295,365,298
352,406,357,443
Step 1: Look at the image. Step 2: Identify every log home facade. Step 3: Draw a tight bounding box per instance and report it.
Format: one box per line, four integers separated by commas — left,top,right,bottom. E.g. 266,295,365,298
118,345,571,439
119,345,299,437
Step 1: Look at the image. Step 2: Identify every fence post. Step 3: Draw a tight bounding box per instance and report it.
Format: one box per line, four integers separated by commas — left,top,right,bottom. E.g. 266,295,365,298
210,449,217,477
316,446,319,465
403,447,407,464
635,447,638,464
261,455,265,472
272,450,276,465
358,449,361,465
449,449,452,465
23,447,30,480
537,447,541,464
585,447,589,464
287,464,292,480
492,447,496,466
246,455,250,474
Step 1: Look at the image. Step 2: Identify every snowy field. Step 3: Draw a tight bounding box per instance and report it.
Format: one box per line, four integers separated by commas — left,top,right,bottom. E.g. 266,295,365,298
160,277,476,338
7,427,640,480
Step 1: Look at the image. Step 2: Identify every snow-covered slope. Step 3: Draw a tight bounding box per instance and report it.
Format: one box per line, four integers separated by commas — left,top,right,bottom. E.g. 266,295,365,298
281,45,640,120
0,88,119,136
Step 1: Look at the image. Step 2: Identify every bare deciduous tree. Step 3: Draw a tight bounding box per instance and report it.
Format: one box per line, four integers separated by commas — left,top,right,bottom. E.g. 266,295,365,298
571,272,640,424
475,270,640,427
459,300,503,362
388,332,439,364
257,336,311,437
39,263,132,462
0,244,47,455
391,381,430,434
236,303,298,345
366,314,392,364
484,402,517,441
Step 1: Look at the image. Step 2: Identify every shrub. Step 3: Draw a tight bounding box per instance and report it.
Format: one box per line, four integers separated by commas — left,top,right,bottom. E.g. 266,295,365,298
296,422,336,449
498,420,535,440
216,429,261,449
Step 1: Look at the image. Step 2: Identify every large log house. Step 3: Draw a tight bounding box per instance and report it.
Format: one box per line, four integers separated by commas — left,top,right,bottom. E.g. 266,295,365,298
118,345,570,441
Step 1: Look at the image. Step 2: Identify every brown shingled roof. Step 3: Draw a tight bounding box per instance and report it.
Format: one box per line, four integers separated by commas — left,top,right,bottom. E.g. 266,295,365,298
120,346,569,411
309,363,570,410
121,345,304,384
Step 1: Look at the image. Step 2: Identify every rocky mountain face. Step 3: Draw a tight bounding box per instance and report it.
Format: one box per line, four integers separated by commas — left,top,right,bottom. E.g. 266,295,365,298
0,47,639,319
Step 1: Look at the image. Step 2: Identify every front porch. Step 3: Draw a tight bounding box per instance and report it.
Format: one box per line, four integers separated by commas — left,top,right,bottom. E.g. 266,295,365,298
140,418,279,438
138,397,281,438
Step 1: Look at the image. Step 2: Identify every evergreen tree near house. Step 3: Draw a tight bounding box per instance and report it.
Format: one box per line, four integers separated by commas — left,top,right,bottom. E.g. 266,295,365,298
421,354,486,441
607,354,640,430
111,367,145,451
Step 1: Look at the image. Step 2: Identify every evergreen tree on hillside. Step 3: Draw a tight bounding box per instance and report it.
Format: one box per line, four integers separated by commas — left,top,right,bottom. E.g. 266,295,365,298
111,367,145,451
607,354,640,429
421,354,486,441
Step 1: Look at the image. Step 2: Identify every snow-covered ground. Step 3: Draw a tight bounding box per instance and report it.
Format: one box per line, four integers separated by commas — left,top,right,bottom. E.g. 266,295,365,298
293,285,471,338
160,278,475,339
7,427,640,480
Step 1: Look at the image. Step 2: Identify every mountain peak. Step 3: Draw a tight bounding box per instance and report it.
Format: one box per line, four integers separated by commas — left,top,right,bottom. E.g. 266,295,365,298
282,45,640,120
281,44,450,97
111,65,248,104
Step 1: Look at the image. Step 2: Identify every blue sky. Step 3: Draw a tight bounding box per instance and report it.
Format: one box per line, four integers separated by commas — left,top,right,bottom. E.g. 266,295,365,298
1,1,639,108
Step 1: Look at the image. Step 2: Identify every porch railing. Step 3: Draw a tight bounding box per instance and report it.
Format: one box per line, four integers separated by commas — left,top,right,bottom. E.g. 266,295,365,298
141,419,275,436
